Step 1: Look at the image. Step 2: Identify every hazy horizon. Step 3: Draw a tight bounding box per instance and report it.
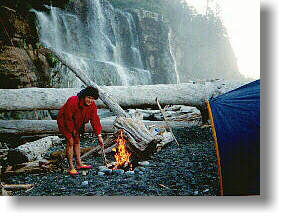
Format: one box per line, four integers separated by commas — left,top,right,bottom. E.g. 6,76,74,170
186,0,260,80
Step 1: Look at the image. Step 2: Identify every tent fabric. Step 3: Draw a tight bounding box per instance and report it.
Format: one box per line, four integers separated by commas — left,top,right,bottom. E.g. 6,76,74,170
209,80,260,195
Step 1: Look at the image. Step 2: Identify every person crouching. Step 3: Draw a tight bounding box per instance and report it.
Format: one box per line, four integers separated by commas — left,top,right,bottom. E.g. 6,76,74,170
57,86,104,175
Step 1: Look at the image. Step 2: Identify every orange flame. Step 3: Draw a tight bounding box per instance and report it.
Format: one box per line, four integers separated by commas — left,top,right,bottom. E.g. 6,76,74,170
113,130,132,169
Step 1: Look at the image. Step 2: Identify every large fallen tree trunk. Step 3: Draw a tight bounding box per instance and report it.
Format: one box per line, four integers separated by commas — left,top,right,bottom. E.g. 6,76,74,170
7,136,62,165
0,118,201,135
0,81,246,111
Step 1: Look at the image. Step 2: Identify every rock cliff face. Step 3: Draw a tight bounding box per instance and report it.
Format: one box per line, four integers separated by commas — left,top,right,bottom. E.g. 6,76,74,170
0,6,51,89
0,6,53,119
132,9,176,84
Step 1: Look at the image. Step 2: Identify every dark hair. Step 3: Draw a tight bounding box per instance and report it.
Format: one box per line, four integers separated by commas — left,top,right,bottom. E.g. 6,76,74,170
77,86,99,100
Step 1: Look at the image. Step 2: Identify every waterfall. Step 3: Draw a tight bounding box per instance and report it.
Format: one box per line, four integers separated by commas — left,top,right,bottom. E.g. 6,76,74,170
32,0,151,87
168,27,180,84
124,11,144,69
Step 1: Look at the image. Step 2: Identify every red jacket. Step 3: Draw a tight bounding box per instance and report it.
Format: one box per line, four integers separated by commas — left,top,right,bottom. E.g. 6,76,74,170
57,96,102,139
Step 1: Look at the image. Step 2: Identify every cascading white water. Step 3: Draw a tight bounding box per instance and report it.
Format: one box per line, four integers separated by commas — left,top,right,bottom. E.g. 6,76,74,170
168,27,180,84
32,0,152,87
124,11,144,69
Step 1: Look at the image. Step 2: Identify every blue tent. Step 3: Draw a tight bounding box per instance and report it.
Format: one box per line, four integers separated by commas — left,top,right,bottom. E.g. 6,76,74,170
207,80,260,195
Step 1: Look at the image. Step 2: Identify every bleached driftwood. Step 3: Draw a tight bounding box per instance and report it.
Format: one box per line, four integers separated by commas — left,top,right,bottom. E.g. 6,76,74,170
2,159,56,176
2,184,34,191
128,105,201,121
0,119,201,135
7,136,62,165
156,98,179,146
0,81,246,111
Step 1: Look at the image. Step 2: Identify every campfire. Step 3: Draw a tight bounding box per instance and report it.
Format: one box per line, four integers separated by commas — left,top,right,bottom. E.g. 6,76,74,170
96,116,175,176
111,130,133,171
103,129,133,171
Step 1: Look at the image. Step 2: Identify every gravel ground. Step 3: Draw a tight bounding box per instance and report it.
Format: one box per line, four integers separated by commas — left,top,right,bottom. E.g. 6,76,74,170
2,127,219,196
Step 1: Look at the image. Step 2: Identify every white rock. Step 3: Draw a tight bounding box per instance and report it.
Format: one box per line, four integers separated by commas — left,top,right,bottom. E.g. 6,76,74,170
113,169,124,175
105,169,113,175
81,181,88,186
138,161,150,167
137,166,146,172
98,172,105,176
203,189,209,193
125,171,135,176
98,166,109,172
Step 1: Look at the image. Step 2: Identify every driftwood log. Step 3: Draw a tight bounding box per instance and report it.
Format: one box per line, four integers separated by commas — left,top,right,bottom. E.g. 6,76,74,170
7,136,62,165
128,105,201,121
0,119,201,135
1,183,34,195
0,81,246,111
2,184,34,191
156,98,179,146
2,160,56,176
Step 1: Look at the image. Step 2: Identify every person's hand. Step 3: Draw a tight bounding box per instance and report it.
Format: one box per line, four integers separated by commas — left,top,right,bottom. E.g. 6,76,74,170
98,134,104,148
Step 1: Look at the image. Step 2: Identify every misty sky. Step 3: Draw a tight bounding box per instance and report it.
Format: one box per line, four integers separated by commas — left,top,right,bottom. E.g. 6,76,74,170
186,0,260,79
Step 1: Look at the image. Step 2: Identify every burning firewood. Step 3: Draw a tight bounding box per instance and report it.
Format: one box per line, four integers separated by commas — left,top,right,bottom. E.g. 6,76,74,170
113,116,160,160
111,130,132,171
